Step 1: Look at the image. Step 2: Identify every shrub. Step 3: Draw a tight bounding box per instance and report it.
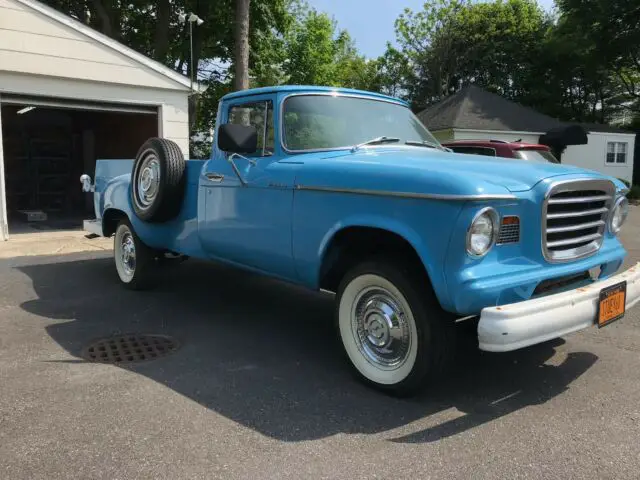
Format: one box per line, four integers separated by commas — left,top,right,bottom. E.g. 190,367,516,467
627,185,640,200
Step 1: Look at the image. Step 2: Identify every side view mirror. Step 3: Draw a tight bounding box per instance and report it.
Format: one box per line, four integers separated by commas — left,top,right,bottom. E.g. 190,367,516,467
217,123,257,154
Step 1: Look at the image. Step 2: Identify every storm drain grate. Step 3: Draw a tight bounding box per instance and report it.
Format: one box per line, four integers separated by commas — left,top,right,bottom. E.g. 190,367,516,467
80,334,179,364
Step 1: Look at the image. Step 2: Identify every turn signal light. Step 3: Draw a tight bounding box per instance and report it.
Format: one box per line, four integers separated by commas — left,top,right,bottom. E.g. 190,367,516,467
497,215,520,244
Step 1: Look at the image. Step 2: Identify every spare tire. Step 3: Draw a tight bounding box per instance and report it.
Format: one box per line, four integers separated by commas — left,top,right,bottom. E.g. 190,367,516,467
131,137,186,222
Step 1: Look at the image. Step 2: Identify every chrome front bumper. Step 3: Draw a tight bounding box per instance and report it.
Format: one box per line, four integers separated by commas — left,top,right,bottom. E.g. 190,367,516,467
478,262,640,352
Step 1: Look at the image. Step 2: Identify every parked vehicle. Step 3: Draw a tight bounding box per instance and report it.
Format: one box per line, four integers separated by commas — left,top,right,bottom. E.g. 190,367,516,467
80,86,639,396
442,139,559,163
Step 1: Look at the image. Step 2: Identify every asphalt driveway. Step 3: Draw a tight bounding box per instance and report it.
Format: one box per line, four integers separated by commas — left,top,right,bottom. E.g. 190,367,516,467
1,210,640,479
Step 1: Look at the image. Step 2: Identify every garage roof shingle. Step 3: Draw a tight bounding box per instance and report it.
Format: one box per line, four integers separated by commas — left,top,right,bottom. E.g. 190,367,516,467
417,85,563,133
417,85,636,135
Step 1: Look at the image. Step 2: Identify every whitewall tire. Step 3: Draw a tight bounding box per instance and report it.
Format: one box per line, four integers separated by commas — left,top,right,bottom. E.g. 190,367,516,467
113,219,159,290
336,259,455,396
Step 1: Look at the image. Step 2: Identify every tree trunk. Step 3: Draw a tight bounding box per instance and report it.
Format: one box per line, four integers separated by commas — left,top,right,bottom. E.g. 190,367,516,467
91,0,114,38
153,0,171,63
234,0,250,91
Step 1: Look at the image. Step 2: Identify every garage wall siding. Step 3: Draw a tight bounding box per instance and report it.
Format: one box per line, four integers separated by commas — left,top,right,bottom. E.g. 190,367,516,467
0,0,184,91
563,133,636,183
159,99,190,157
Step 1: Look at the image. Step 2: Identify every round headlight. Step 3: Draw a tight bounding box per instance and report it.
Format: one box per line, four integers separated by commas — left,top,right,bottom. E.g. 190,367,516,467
609,196,629,234
466,207,499,257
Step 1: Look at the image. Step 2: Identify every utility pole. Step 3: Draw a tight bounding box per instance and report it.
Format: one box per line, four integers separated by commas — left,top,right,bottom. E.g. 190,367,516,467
179,12,204,93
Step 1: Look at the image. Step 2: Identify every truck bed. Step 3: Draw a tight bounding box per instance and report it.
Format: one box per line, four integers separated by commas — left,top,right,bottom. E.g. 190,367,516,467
92,158,208,257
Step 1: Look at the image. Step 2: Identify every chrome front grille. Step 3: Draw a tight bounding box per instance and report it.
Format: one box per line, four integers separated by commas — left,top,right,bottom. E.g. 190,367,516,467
542,180,615,262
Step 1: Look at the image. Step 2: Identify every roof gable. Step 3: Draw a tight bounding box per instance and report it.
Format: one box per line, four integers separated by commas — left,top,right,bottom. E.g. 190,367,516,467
417,85,562,133
13,0,196,91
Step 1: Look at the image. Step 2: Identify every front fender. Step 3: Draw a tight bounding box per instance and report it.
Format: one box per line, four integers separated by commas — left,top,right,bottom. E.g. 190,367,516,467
322,215,453,307
292,191,466,311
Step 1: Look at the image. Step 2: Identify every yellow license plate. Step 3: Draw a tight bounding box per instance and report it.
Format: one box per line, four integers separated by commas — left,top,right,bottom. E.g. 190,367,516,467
597,281,627,328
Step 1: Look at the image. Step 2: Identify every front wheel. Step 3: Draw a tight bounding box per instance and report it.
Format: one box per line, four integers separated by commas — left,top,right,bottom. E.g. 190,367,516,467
114,219,159,290
336,259,455,396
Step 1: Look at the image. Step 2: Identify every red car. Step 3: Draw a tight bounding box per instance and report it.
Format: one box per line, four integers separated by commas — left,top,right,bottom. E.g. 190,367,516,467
441,139,559,163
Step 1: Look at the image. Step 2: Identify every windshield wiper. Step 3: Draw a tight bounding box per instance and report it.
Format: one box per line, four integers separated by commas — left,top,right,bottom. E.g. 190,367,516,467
405,140,442,150
351,136,400,152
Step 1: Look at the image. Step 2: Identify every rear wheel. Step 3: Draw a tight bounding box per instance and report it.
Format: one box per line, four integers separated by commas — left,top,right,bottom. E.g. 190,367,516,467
114,219,159,290
336,259,455,396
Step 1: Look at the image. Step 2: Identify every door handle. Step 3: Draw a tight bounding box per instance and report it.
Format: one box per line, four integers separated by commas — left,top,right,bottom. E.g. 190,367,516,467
205,173,224,182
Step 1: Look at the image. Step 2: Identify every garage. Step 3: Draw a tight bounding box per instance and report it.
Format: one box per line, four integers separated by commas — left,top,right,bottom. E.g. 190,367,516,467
0,0,195,240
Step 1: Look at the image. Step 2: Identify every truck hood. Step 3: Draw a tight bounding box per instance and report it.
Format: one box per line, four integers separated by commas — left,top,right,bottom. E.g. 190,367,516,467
301,146,605,194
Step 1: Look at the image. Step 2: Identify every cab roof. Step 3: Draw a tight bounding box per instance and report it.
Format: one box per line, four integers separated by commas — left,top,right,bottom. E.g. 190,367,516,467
220,85,409,106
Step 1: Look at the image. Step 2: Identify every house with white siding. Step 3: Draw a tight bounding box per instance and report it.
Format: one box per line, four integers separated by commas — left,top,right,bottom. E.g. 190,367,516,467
0,0,197,240
417,85,636,184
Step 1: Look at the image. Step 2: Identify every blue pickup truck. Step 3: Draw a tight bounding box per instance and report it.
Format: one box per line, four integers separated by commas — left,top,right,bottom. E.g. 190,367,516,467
81,85,640,396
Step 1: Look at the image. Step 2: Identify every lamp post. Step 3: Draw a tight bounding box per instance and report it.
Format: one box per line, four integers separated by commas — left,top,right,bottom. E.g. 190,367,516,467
178,12,204,93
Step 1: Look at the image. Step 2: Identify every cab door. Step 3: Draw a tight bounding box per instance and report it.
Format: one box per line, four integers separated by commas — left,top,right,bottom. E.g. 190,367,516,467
199,95,298,281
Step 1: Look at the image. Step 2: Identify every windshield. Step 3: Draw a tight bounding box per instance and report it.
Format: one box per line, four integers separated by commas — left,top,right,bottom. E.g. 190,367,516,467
514,149,559,163
282,95,441,151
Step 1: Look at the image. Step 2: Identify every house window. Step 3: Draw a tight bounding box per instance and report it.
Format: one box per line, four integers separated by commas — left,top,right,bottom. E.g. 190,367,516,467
228,101,274,156
606,142,627,164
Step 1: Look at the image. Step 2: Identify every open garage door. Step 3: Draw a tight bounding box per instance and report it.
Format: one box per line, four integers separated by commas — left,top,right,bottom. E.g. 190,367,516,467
0,95,158,236
0,95,158,115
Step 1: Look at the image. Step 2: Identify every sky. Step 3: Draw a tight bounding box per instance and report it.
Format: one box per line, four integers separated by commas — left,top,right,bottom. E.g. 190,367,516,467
308,0,557,58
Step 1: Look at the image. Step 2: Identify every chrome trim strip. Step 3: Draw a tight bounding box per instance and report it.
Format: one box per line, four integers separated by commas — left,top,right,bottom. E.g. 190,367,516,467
546,207,608,219
278,92,424,155
547,232,602,248
546,220,605,234
294,185,517,201
548,195,612,204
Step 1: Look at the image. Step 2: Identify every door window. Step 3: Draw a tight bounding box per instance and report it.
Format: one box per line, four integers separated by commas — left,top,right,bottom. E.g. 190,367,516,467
228,101,274,156
449,146,497,156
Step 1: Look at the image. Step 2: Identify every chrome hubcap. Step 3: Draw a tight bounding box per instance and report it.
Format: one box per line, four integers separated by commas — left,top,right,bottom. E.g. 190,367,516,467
352,288,411,369
120,232,136,276
136,154,160,207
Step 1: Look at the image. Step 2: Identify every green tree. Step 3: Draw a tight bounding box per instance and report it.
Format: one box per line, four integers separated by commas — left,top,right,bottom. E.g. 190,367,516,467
395,0,550,108
283,8,344,85
556,0,640,102
373,45,414,99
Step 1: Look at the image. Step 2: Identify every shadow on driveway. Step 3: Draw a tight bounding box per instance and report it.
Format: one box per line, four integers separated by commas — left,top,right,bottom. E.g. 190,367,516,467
16,255,597,443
